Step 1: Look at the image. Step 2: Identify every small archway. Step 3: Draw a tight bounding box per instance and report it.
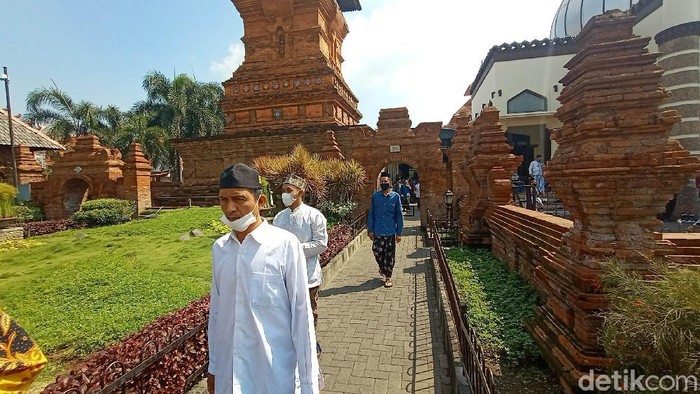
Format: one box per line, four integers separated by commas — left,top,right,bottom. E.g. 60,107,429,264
378,162,420,203
62,178,90,216
372,160,423,219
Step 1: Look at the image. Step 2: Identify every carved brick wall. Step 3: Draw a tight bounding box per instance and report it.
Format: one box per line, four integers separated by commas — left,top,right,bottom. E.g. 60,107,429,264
483,12,700,392
456,106,521,245
34,136,152,219
349,108,449,227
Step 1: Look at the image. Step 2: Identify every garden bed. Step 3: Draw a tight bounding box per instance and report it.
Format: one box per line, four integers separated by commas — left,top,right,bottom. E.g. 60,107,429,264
0,206,358,392
445,247,562,393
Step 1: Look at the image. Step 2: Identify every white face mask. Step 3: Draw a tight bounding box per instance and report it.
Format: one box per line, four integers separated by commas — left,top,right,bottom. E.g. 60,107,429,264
220,201,259,232
281,191,298,207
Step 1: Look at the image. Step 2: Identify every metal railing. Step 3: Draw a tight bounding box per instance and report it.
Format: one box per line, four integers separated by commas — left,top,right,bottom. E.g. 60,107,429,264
349,209,368,238
427,210,496,394
52,321,208,394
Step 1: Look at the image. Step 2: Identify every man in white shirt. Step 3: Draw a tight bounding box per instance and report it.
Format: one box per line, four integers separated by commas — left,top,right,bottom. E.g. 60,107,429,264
413,179,421,207
528,155,545,194
207,163,319,394
272,174,328,340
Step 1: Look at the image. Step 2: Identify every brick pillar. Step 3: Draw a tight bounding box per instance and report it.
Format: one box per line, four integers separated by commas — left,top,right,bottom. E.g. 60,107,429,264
122,143,152,213
319,130,346,160
451,112,471,222
655,22,700,218
15,145,46,184
457,106,521,245
534,12,700,391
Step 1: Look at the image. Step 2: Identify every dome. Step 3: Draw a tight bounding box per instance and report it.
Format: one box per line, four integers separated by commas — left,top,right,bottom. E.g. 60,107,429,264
550,0,640,38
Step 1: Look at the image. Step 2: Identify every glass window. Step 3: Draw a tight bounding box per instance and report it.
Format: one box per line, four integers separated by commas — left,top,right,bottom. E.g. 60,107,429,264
553,2,568,38
581,0,605,29
604,0,632,12
507,90,548,114
565,0,584,37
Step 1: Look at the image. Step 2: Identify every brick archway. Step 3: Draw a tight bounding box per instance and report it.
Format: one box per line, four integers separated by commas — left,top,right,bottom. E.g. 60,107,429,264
348,111,457,226
62,177,91,216
33,136,152,219
371,158,420,182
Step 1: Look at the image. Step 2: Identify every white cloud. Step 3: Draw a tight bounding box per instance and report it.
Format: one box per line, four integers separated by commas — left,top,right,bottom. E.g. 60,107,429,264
210,43,245,80
342,0,563,127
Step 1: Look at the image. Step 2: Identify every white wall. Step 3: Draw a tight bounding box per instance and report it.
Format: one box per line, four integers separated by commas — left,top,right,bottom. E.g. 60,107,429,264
471,54,573,118
634,0,700,53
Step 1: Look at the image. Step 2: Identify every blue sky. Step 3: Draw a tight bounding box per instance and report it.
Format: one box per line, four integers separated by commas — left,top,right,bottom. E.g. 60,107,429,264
3,0,562,127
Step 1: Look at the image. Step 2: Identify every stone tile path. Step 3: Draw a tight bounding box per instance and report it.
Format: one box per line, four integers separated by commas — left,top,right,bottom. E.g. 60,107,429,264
189,216,451,393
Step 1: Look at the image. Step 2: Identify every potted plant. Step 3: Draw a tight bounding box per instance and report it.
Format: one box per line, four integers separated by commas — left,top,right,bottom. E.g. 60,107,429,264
0,182,18,229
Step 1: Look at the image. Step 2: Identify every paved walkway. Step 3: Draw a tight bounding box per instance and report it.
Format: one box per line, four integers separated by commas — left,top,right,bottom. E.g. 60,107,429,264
190,216,450,393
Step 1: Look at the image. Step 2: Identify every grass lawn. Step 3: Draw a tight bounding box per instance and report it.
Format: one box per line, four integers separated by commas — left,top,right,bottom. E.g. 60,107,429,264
0,207,223,386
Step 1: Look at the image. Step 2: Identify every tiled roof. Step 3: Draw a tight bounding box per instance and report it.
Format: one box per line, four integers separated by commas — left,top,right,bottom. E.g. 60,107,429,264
0,109,64,150
468,1,662,98
337,0,361,12
468,37,578,97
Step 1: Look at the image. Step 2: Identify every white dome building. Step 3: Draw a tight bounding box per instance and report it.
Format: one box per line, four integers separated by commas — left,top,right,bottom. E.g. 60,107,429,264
550,0,641,38
466,0,699,207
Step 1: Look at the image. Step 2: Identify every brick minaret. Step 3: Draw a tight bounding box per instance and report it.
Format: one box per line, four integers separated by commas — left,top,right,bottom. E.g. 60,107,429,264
221,0,362,132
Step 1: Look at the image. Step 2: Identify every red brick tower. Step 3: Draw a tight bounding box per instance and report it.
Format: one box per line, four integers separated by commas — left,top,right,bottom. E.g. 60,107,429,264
221,0,362,132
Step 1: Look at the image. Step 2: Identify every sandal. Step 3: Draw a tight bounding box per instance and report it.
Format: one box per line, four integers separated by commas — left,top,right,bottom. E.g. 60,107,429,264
384,278,393,288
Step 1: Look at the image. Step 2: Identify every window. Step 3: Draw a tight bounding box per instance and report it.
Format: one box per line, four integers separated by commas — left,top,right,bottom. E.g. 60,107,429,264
581,0,605,27
565,0,584,37
507,90,548,114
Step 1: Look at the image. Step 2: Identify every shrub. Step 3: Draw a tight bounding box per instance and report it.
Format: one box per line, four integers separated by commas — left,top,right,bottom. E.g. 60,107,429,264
15,201,45,222
600,259,700,378
0,182,17,218
23,219,85,237
71,199,135,227
318,200,358,227
253,145,366,205
319,224,354,266
41,296,209,394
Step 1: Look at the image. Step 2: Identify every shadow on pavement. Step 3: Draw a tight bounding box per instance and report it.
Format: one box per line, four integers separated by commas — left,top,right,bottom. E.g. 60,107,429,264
320,278,384,297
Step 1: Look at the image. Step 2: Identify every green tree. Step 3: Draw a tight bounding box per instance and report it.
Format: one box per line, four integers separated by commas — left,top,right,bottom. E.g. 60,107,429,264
24,84,109,141
104,113,170,170
133,71,225,176
134,71,225,139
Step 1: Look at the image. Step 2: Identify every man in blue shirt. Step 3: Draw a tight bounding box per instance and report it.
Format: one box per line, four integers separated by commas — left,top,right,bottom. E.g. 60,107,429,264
368,172,404,288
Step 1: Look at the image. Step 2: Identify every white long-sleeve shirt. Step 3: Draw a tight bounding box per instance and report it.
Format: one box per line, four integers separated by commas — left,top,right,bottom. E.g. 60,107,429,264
272,204,328,288
208,221,319,394
529,160,543,176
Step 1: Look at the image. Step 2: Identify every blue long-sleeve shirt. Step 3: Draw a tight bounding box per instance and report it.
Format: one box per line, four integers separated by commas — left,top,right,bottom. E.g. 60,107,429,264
368,190,403,237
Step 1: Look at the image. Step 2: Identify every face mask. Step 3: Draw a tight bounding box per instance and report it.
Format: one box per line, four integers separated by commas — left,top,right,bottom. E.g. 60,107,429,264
380,183,390,191
281,192,298,207
220,200,259,232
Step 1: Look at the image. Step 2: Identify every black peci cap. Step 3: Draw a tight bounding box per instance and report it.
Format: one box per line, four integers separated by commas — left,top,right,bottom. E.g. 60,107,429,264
219,163,263,189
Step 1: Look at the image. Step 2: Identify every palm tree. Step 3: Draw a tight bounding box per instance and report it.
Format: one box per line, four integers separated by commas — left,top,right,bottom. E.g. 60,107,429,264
112,113,170,170
135,71,224,139
133,71,225,177
24,84,107,141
